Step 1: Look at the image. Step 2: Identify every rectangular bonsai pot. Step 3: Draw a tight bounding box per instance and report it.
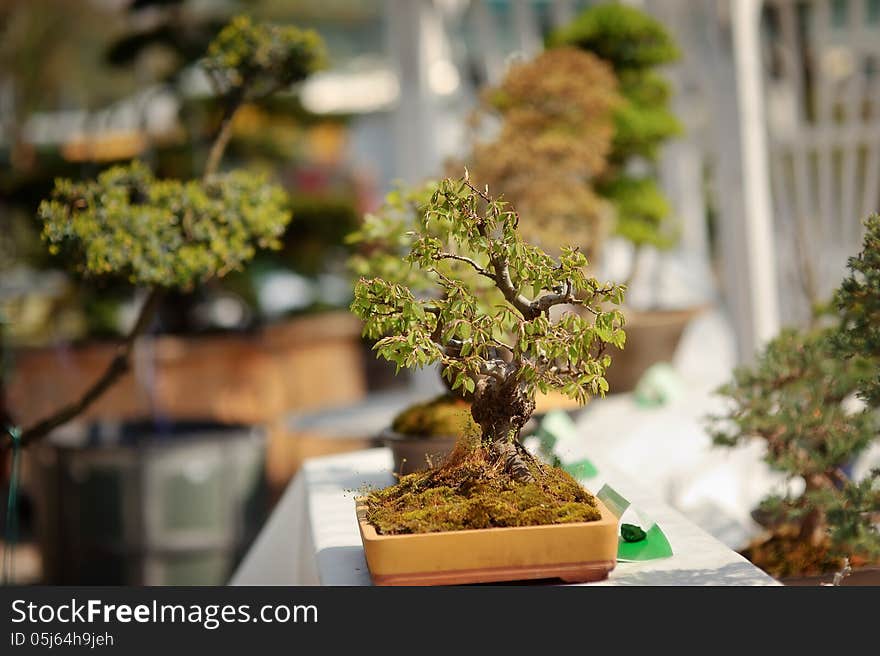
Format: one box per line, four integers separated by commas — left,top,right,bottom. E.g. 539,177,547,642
355,497,618,586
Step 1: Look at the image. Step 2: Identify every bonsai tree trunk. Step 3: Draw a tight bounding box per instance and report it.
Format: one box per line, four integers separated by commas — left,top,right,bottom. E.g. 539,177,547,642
798,507,827,547
471,373,536,482
799,473,832,547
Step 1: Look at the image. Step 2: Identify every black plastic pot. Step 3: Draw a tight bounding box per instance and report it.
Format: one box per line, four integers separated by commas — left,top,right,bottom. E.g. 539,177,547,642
31,420,267,585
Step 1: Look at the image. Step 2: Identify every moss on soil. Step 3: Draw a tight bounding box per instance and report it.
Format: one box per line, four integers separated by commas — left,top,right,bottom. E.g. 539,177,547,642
391,394,479,438
365,439,601,535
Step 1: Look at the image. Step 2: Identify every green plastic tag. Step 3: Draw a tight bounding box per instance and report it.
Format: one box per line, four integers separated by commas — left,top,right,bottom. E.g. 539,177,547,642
597,484,673,561
633,362,685,408
596,484,630,519
536,415,673,562
617,524,674,561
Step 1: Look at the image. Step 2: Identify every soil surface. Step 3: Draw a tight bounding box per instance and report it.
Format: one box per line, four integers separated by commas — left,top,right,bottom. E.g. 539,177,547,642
365,439,601,535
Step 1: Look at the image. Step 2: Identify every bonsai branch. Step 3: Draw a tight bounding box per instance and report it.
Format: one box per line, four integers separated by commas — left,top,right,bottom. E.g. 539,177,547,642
14,92,238,449
530,280,577,316
457,179,614,321
204,88,244,178
15,288,164,448
432,252,494,281
478,360,509,382
457,179,534,317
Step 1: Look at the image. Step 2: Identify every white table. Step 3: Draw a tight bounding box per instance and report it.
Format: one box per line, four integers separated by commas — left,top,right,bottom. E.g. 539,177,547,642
231,448,780,586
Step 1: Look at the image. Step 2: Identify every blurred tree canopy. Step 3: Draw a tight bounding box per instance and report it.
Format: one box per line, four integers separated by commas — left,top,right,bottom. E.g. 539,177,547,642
461,47,620,265
1,0,362,341
552,3,682,267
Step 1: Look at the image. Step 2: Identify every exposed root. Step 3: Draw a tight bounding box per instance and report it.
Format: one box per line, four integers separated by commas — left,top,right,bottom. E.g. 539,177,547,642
491,438,534,483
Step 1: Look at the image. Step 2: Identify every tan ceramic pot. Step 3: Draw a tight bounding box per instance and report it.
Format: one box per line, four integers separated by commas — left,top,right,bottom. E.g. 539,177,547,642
356,497,618,585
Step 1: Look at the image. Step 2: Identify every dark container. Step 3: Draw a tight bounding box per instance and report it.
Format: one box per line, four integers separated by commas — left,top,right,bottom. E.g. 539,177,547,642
31,420,267,585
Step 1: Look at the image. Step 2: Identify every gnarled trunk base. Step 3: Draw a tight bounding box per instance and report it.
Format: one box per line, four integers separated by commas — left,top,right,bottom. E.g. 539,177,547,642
490,438,536,482
471,374,537,482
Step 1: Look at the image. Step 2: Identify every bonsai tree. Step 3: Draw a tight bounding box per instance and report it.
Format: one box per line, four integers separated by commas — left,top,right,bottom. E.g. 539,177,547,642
107,6,357,329
351,174,626,482
348,182,479,456
709,219,880,577
461,47,620,263
834,215,880,405
3,16,325,448
708,327,878,577
551,2,682,285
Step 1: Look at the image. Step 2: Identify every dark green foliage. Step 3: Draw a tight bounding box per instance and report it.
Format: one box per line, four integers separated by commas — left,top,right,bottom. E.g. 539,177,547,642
549,3,680,71
709,327,879,572
551,3,681,251
710,217,880,575
202,15,325,100
835,215,880,405
820,472,880,561
711,329,876,474
38,161,291,289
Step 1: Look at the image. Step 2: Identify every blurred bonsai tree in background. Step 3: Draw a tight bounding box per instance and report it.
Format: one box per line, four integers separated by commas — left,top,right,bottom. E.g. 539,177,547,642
835,215,880,405
552,2,682,284
708,218,880,578
200,15,325,174
351,175,626,480
348,183,441,292
709,328,878,577
5,16,325,447
462,48,620,264
1,1,359,341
